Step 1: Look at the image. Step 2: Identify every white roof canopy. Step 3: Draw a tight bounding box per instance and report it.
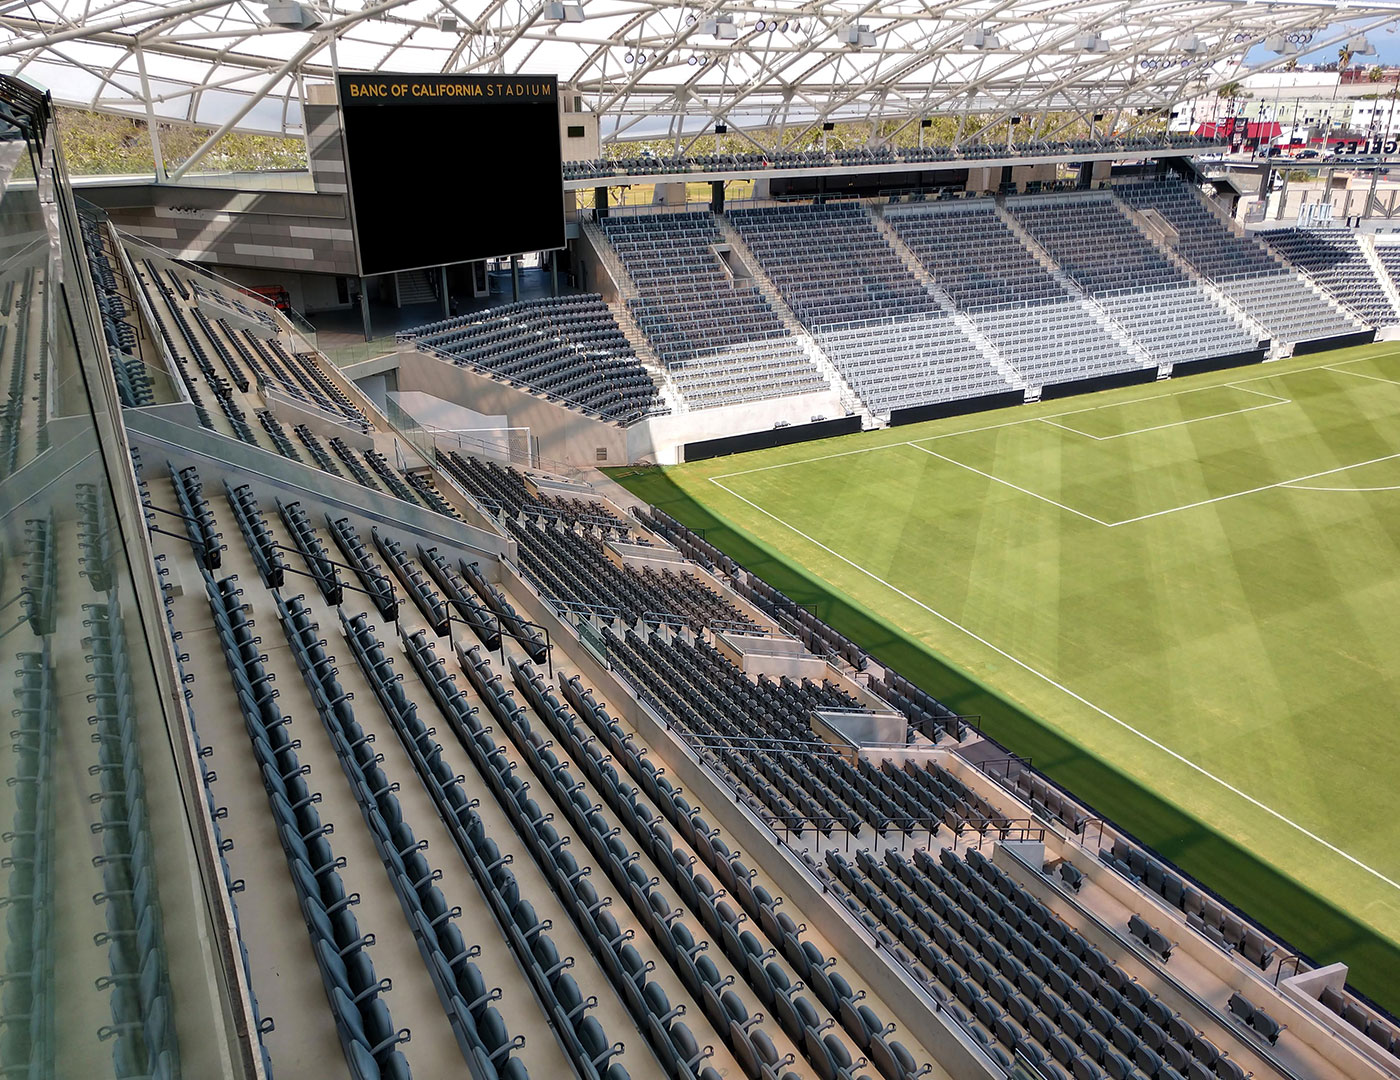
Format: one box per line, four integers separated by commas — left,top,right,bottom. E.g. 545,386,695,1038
1,0,1396,154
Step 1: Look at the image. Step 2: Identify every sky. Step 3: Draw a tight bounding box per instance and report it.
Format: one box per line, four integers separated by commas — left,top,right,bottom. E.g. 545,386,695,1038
1244,18,1400,68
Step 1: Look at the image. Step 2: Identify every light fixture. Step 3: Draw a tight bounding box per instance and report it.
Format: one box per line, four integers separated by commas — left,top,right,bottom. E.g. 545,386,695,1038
1179,33,1202,54
1075,32,1108,53
1264,34,1297,54
1349,34,1377,55
963,28,1001,50
543,1,584,21
435,13,458,31
755,18,766,31
264,2,322,30
841,24,875,48
701,16,739,39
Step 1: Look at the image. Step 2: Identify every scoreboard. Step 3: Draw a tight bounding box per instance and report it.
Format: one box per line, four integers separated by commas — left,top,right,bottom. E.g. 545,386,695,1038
336,73,565,277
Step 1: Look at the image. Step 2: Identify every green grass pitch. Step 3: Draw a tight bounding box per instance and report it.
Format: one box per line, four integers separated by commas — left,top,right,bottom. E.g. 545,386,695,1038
612,342,1400,1011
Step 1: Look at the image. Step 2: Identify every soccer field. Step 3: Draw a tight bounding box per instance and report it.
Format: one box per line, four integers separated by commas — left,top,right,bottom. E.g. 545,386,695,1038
613,343,1400,1010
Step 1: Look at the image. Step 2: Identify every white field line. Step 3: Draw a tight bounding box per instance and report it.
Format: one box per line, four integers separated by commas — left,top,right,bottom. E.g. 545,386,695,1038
1039,398,1288,442
1285,483,1400,492
1325,361,1400,388
705,472,1400,897
1107,451,1400,526
709,348,1400,526
906,443,1115,525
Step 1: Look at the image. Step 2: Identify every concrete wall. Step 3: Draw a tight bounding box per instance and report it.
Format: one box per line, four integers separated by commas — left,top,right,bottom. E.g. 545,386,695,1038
628,388,845,465
391,345,844,467
395,348,629,467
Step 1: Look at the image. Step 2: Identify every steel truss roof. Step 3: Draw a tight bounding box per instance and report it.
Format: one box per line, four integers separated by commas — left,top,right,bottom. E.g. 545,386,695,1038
0,0,1396,157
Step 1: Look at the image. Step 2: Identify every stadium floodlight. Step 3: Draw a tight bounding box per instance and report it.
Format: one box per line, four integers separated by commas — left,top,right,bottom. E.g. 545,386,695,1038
435,13,459,32
1179,33,1203,54
841,25,876,49
963,27,1001,49
1263,33,1298,54
1348,34,1377,55
1075,32,1109,53
701,16,740,40
543,2,584,21
264,2,322,29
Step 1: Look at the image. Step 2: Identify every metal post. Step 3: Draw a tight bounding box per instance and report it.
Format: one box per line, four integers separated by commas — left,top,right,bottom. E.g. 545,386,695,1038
550,250,558,296
439,265,450,318
511,256,520,302
358,276,372,341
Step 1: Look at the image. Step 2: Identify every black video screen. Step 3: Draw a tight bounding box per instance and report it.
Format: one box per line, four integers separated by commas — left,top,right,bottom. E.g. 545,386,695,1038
337,73,565,277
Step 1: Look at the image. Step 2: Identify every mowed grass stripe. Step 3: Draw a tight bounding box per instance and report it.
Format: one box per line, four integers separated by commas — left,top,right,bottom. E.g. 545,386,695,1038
609,342,1400,1014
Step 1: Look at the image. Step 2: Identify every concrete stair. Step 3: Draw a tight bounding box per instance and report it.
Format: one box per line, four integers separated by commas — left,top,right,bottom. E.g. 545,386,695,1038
993,200,1156,368
713,215,876,425
580,219,638,301
1356,233,1400,324
1114,199,1271,347
578,218,684,409
1175,186,1363,336
868,206,1025,390
395,269,437,306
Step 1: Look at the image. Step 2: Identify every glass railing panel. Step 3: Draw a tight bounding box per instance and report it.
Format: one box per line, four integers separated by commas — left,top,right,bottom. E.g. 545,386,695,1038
0,76,252,1079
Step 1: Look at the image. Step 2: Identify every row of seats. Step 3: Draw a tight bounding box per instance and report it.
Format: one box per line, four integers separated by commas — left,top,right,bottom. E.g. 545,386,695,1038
1257,228,1400,327
283,598,534,1080
148,514,276,1078
20,510,56,636
411,295,663,423
327,514,400,620
189,278,279,332
599,211,825,409
1007,196,1257,364
133,260,217,430
87,593,181,1078
279,498,343,604
373,529,450,636
459,557,550,662
258,410,303,461
488,644,866,1080
202,571,414,1080
1318,983,1400,1058
0,265,44,475
77,212,157,408
3,645,53,1076
77,481,115,592
225,480,285,588
822,845,1249,1080
548,668,934,1080
1097,838,1276,970
418,544,502,650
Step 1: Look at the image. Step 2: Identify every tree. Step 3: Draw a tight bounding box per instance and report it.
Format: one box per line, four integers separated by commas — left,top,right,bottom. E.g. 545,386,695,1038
1370,64,1386,83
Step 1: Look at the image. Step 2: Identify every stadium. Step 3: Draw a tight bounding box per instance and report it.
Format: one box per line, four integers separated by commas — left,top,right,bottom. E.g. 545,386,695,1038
5,0,1400,1078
